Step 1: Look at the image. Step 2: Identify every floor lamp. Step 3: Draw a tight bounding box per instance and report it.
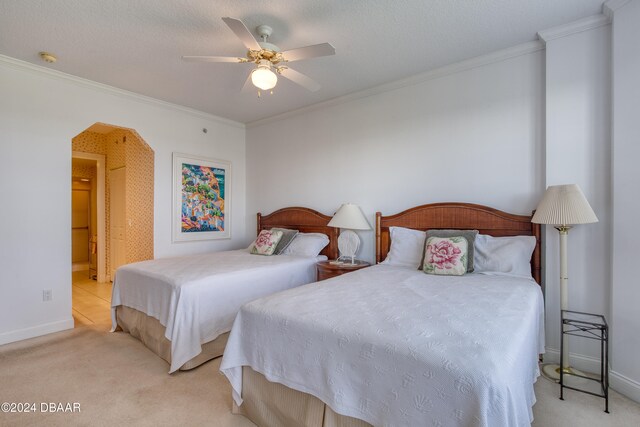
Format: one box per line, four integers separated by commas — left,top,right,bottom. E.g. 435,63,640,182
532,184,598,381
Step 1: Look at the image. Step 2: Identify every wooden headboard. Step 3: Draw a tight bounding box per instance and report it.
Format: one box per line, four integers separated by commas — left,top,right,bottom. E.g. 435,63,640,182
376,202,541,284
257,207,339,260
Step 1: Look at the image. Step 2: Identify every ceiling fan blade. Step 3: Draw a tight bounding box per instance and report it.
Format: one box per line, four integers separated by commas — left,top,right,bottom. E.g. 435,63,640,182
241,71,255,93
182,55,245,63
279,67,321,92
281,43,335,62
222,17,262,51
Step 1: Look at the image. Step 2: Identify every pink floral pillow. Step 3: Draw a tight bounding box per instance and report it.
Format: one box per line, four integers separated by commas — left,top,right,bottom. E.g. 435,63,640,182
422,236,468,276
250,229,284,256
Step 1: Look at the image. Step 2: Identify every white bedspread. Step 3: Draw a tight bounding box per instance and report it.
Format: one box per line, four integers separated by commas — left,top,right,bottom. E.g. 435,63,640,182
221,264,545,427
111,249,324,373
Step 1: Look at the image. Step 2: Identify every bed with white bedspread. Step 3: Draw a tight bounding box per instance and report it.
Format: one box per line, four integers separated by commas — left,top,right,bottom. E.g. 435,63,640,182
110,207,339,373
220,202,544,426
221,264,544,426
112,249,325,372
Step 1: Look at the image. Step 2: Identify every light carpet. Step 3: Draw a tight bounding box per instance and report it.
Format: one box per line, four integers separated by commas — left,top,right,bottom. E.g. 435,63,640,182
1,323,639,426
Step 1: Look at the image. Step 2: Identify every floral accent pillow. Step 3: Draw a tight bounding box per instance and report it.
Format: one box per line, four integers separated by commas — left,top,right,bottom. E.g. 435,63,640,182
250,229,284,256
422,236,468,276
420,229,478,272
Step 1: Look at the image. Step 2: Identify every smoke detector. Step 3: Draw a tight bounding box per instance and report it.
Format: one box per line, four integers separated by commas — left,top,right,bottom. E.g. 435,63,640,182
39,52,57,63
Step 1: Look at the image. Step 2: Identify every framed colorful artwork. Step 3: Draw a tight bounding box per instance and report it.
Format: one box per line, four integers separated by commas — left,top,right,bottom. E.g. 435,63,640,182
172,153,231,242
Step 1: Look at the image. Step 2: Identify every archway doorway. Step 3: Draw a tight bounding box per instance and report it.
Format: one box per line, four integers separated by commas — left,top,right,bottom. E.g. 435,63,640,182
71,123,154,327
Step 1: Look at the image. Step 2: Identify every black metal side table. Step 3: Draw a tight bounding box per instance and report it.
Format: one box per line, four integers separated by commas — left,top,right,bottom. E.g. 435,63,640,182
560,310,609,413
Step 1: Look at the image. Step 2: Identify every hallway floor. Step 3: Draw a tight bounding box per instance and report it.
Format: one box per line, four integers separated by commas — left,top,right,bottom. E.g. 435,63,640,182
72,270,112,327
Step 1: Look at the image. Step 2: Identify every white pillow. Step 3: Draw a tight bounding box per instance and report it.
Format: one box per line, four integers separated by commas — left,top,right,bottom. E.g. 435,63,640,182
281,233,330,257
474,234,536,278
381,226,426,268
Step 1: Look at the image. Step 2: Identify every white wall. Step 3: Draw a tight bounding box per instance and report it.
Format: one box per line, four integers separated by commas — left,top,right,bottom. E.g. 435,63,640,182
1,8,637,402
610,0,640,401
247,47,545,263
247,17,640,400
0,57,246,344
541,21,612,368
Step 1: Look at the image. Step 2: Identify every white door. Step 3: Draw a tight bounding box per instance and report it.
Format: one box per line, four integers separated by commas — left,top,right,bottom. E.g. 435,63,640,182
109,167,126,280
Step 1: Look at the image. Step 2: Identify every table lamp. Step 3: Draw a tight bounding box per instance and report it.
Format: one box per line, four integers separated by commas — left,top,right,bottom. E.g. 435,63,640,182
328,203,371,264
532,184,598,380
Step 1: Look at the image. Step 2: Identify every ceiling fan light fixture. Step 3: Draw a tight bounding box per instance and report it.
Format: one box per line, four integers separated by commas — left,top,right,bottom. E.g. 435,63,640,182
251,60,277,91
183,18,334,94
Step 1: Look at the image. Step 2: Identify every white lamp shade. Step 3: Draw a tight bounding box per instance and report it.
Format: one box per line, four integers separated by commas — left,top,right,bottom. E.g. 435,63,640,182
251,67,277,90
532,184,598,226
328,203,371,230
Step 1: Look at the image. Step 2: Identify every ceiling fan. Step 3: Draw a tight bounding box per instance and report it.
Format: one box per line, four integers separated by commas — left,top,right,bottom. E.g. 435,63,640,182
182,17,335,96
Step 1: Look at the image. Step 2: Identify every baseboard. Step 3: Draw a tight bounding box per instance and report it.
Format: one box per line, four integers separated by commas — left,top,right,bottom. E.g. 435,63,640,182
543,347,603,373
545,347,640,403
0,318,74,346
610,371,640,403
72,262,89,272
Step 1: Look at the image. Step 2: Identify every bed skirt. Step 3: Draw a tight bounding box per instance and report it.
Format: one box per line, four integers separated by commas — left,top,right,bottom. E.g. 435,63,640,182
233,366,371,427
115,305,229,371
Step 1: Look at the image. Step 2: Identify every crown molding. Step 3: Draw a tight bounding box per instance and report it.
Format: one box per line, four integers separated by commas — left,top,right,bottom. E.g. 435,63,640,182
603,0,631,19
537,14,611,43
247,40,544,128
0,54,245,130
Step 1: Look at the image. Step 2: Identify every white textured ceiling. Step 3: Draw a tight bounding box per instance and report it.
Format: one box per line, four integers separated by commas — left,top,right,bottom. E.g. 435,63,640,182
0,0,604,124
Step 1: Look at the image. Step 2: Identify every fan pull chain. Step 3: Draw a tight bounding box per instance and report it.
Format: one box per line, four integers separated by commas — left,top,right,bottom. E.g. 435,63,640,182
256,90,274,98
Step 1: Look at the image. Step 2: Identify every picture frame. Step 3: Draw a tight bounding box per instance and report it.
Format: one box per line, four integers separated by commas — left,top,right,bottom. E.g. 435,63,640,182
172,152,231,242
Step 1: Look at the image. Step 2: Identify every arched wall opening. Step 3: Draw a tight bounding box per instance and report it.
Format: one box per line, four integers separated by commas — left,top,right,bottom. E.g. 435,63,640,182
71,122,154,325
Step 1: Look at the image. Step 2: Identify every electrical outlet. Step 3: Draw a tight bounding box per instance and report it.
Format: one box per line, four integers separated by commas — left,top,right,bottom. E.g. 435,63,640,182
42,289,52,302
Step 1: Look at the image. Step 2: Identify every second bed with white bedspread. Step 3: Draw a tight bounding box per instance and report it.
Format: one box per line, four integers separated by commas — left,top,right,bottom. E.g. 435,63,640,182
112,249,324,372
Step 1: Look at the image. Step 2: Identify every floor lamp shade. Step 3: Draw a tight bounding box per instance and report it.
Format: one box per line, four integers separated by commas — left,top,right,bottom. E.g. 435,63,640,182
328,204,371,263
531,184,598,226
532,184,597,380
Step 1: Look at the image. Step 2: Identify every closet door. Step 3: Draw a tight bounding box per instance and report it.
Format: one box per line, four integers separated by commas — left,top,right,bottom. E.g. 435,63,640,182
109,167,126,280
71,189,90,264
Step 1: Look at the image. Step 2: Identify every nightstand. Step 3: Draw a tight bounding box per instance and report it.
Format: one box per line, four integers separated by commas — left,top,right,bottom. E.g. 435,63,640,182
316,260,370,281
560,310,609,413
